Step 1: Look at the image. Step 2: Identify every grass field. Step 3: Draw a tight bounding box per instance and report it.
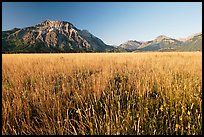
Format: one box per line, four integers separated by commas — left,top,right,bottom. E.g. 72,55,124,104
2,52,202,135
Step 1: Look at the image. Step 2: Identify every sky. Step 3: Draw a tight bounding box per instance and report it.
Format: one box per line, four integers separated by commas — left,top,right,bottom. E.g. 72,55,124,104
2,2,202,46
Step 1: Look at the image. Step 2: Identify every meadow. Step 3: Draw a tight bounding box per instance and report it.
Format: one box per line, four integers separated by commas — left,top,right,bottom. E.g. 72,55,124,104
2,52,202,135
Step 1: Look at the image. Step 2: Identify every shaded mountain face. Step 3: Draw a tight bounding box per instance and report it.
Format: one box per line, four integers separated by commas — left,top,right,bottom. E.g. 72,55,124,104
118,40,142,51
79,30,114,52
2,20,116,53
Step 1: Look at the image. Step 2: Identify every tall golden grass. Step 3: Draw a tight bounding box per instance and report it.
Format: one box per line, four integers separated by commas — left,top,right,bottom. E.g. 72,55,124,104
2,52,202,135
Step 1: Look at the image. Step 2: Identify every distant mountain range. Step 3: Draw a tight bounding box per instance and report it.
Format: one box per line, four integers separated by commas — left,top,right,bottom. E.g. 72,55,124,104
2,20,202,53
119,33,202,52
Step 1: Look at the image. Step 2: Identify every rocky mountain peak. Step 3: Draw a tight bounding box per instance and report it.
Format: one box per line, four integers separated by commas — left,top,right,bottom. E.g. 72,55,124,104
127,40,142,44
155,35,170,41
153,35,180,45
35,19,76,31
118,40,142,51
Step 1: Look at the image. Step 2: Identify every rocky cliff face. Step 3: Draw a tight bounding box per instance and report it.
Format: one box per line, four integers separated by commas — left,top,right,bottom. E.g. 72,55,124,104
2,20,115,53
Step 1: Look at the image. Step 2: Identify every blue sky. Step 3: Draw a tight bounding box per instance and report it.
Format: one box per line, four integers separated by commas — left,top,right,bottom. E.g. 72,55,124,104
2,2,202,45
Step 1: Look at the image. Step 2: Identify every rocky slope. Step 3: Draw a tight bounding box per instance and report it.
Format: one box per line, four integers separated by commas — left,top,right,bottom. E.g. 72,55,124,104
2,20,116,53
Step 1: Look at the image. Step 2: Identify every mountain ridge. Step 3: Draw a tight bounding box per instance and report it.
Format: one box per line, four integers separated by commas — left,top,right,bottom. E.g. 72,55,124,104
2,20,202,53
119,33,202,52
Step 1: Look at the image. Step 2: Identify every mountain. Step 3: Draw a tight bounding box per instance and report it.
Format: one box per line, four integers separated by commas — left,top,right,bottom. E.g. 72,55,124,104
2,20,116,53
2,20,201,53
118,40,142,51
178,32,202,42
137,35,183,51
177,33,202,51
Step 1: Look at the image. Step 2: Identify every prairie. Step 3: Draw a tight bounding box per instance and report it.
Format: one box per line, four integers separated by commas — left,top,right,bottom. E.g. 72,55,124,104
2,52,202,135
